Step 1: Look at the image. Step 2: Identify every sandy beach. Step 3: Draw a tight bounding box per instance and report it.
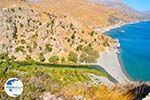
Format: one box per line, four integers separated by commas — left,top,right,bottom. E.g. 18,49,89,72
97,48,131,85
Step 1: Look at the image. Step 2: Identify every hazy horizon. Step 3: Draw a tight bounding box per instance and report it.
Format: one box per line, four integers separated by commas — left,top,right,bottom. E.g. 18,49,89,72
123,0,150,11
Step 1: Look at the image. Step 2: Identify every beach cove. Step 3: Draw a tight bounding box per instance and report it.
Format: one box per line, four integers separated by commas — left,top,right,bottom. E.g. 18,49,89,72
104,21,150,81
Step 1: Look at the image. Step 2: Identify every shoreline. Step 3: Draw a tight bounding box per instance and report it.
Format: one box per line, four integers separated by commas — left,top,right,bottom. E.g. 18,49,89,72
95,20,150,33
96,20,150,84
96,48,131,84
117,53,134,82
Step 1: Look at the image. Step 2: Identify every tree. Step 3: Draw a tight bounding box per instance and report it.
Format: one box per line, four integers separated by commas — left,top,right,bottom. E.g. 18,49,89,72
61,57,66,62
68,52,78,63
76,45,83,51
79,52,88,63
0,53,19,76
88,31,95,37
71,33,76,39
39,53,45,62
48,56,59,63
15,46,25,52
25,55,36,64
80,45,99,63
45,44,53,52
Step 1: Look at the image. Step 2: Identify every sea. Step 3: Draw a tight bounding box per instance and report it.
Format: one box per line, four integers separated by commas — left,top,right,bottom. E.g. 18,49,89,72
106,21,150,81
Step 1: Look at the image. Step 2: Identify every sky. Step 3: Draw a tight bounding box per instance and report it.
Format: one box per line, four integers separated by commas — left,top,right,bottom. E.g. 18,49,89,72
124,0,150,11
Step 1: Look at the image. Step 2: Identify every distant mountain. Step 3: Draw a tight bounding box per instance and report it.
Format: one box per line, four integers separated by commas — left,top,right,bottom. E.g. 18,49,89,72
143,11,150,20
31,0,144,27
1,0,146,27
88,0,145,20
89,0,123,6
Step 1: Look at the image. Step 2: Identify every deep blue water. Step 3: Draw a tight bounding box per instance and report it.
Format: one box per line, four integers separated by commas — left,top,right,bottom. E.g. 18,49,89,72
106,21,150,81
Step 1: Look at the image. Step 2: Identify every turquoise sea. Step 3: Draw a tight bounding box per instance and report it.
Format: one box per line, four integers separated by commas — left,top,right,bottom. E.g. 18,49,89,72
106,21,150,81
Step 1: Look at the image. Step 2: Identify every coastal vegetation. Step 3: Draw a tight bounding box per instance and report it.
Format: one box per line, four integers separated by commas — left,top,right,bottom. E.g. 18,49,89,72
0,53,149,100
0,55,134,100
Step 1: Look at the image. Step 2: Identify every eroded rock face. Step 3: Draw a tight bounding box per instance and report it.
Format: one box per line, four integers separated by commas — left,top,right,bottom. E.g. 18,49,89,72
129,84,150,100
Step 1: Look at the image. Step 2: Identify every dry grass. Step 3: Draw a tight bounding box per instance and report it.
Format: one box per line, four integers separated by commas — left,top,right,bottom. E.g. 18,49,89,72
61,84,134,100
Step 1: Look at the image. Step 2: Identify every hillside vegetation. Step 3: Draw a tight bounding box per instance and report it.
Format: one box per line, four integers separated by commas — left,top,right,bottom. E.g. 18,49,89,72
0,54,134,100
0,4,116,63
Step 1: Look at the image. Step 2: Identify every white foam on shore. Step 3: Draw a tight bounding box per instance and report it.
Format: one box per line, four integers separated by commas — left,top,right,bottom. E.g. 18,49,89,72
96,48,131,84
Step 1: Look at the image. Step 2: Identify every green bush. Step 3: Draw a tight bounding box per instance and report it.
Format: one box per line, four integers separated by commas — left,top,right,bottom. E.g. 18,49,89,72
20,39,26,44
61,57,66,62
15,46,25,52
48,56,59,63
79,52,88,63
45,44,53,52
103,41,110,47
68,52,78,63
71,33,76,39
25,55,36,64
0,53,19,76
20,23,23,27
76,45,83,51
80,45,99,63
39,53,45,62
88,31,95,37
26,45,32,53
83,45,93,54
33,41,38,49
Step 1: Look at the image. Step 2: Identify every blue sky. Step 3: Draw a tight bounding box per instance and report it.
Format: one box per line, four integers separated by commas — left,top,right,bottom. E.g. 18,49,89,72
124,0,150,11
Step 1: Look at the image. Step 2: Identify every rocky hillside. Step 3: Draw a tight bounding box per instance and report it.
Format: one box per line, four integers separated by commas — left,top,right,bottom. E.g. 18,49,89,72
89,0,146,20
0,4,116,63
0,0,144,63
33,0,139,27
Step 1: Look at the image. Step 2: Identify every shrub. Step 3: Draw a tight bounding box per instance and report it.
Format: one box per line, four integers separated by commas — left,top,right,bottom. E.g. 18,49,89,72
11,8,15,13
25,55,36,64
79,52,88,63
83,45,93,54
26,45,32,53
39,53,45,62
71,33,76,39
102,41,110,47
20,23,23,27
20,39,26,44
88,31,95,37
15,46,25,52
80,45,99,63
76,45,83,51
2,44,5,48
33,41,38,49
0,53,19,76
61,57,66,62
51,19,55,25
48,56,59,63
45,44,53,52
70,23,75,30
68,52,78,63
